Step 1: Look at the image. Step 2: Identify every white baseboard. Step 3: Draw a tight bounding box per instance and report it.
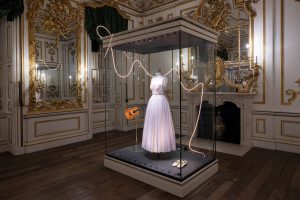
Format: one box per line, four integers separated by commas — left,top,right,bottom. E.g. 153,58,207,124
253,138,300,154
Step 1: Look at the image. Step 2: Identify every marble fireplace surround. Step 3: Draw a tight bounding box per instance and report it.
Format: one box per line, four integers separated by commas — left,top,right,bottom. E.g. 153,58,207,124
185,93,256,155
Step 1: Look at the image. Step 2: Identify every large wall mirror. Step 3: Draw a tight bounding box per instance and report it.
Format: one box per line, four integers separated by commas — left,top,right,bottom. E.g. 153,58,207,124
26,0,83,112
182,0,259,93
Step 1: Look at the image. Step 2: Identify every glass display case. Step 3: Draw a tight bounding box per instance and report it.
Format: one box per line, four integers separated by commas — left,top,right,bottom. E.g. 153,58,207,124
102,17,218,197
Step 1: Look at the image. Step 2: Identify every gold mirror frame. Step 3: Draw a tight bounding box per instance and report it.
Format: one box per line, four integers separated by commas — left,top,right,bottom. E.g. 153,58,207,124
26,0,83,112
192,0,260,93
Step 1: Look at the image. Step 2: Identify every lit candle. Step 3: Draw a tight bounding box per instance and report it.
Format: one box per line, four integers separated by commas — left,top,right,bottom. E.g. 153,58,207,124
176,62,179,71
191,56,195,77
35,64,38,76
41,73,45,83
191,56,194,67
69,75,72,87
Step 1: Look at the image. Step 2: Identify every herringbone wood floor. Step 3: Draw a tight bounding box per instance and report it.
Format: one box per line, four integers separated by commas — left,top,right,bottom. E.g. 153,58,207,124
0,130,299,200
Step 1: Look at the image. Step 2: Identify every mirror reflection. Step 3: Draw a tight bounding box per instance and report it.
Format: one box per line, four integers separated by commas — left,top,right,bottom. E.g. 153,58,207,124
217,8,251,92
27,0,83,111
181,0,259,93
34,31,77,101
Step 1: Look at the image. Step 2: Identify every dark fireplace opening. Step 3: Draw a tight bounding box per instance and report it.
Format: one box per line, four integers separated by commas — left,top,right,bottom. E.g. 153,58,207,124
197,101,241,144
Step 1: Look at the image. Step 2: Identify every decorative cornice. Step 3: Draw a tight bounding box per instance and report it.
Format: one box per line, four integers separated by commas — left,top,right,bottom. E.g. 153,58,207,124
84,0,130,19
91,0,179,13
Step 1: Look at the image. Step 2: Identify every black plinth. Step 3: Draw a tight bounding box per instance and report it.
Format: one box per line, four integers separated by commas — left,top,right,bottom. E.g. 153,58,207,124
106,144,215,181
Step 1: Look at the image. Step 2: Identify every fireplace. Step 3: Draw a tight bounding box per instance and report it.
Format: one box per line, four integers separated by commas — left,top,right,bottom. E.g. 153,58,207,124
216,102,241,144
187,92,255,147
197,101,241,144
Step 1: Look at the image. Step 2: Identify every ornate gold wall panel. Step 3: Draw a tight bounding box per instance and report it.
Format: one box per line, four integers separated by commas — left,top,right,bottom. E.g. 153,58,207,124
26,0,84,112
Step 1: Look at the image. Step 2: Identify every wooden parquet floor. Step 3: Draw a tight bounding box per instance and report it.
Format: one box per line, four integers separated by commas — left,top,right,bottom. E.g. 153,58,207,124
0,130,299,200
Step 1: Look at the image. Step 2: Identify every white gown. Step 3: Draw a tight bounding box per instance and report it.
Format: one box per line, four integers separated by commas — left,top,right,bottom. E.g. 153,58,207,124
142,74,176,153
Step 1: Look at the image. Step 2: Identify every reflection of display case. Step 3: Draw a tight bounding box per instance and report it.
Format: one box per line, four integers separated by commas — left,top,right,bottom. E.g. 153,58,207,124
102,17,218,197
92,53,111,103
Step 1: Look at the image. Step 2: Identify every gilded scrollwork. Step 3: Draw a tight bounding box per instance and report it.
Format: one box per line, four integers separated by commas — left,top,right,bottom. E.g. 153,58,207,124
285,78,300,105
206,56,259,93
45,42,57,61
26,0,84,113
40,0,82,46
188,0,260,93
193,0,231,32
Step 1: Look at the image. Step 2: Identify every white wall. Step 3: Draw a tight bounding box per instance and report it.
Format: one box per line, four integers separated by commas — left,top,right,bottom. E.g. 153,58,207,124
252,0,300,153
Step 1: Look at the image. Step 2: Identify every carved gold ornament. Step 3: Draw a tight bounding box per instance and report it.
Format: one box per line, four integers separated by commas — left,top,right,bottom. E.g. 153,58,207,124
39,0,82,47
285,78,300,105
190,0,260,93
26,0,83,112
193,0,231,31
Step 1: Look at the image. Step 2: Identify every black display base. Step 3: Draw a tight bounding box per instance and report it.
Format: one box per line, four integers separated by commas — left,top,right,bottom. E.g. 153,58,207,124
106,144,215,181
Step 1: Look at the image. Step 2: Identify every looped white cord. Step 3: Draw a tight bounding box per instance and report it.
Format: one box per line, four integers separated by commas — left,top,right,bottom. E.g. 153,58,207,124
37,60,62,70
96,25,206,156
188,83,205,157
123,51,139,60
96,25,113,57
163,67,177,76
110,48,154,78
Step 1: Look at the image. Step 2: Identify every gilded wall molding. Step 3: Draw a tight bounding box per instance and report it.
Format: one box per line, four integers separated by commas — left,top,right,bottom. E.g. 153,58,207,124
282,0,300,104
255,118,266,134
254,0,266,104
285,78,300,104
26,0,84,112
280,0,287,105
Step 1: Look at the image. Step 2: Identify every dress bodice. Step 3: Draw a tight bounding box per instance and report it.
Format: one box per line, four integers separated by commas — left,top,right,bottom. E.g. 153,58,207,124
150,75,167,95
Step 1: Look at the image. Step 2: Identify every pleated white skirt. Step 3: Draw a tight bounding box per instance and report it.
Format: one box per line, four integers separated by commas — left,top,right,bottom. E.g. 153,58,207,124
142,95,176,153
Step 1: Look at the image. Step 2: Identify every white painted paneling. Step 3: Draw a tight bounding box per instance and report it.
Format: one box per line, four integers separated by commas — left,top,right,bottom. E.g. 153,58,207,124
251,0,300,153
253,111,300,153
35,117,80,136
24,112,88,146
274,116,300,143
252,114,274,139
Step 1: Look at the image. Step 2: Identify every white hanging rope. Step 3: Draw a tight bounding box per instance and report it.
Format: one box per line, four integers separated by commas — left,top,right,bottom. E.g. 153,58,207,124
163,67,177,76
36,60,62,71
187,83,205,156
123,51,139,60
96,25,206,156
